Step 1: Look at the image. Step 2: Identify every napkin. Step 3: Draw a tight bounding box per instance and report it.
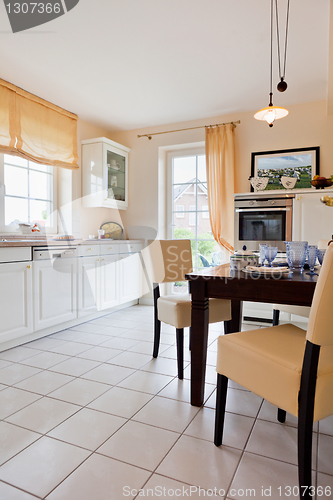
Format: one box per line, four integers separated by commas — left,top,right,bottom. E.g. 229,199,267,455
245,266,289,273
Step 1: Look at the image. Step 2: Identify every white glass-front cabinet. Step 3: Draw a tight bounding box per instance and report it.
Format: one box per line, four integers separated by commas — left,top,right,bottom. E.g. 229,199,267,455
82,137,130,210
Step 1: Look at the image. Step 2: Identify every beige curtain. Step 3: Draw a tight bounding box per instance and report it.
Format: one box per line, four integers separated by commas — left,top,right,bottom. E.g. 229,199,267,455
0,78,79,170
205,123,235,254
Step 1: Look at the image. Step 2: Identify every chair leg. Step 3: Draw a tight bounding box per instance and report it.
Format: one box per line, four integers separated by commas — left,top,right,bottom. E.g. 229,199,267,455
153,284,161,358
176,328,184,379
298,341,320,499
214,373,228,446
277,408,286,423
273,309,280,326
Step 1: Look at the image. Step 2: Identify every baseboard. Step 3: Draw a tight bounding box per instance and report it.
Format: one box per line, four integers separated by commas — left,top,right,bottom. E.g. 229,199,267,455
139,297,154,306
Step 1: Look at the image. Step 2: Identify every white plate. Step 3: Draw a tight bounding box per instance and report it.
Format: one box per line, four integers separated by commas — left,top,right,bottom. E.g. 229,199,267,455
242,266,290,277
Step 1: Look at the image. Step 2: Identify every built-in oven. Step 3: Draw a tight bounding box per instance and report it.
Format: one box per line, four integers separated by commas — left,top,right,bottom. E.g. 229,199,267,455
234,194,294,252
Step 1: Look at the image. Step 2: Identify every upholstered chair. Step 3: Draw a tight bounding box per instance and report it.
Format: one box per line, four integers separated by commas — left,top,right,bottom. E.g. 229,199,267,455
142,239,231,379
214,242,333,500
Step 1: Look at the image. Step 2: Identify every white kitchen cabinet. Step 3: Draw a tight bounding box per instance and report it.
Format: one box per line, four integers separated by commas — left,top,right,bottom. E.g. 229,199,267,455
82,137,130,210
293,189,333,244
77,255,99,317
119,251,143,304
33,257,78,331
0,261,33,342
100,254,119,310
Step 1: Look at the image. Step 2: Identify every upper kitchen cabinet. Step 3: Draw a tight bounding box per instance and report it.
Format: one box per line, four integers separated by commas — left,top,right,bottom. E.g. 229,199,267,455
82,137,130,210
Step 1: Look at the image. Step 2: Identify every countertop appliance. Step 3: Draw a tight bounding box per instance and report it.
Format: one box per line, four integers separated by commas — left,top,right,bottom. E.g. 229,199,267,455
234,193,294,252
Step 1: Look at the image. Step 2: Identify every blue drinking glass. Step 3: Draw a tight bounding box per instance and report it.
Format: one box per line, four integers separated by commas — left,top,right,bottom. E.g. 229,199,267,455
265,246,278,267
259,243,267,266
285,241,308,272
306,245,318,275
317,248,326,265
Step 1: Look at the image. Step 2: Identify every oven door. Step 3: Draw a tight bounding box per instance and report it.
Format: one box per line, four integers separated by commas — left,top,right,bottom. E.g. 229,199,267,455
234,206,292,252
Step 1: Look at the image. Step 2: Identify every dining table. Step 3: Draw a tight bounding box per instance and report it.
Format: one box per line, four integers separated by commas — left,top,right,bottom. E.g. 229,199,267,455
185,264,319,407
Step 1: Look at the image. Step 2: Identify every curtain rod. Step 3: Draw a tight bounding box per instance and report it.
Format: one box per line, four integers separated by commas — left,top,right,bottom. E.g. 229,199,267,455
137,120,240,140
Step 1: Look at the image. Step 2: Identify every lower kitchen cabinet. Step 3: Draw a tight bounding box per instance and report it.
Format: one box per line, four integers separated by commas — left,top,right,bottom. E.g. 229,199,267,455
99,254,119,310
77,255,99,317
0,261,33,342
119,252,142,304
33,257,78,331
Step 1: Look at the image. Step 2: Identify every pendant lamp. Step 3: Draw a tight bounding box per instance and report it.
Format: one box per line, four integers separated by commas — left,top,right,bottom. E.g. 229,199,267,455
254,0,289,127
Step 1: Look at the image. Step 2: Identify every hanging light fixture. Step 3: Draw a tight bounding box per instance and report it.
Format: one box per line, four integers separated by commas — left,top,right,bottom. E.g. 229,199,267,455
254,0,289,127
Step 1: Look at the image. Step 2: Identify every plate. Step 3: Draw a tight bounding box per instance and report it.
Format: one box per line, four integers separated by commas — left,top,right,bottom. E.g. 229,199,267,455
100,222,123,240
242,266,290,277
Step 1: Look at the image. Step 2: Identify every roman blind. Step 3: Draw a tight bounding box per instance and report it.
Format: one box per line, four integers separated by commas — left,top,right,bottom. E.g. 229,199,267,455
0,78,79,170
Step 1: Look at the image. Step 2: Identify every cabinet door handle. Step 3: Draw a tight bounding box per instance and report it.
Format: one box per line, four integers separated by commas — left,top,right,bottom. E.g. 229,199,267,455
27,265,31,269
96,259,100,262
101,258,105,261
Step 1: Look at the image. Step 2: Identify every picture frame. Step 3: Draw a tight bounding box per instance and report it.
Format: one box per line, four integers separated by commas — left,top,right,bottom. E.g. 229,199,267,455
250,147,320,192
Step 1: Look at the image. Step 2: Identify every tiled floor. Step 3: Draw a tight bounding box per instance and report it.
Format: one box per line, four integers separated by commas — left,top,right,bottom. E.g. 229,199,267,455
0,305,332,499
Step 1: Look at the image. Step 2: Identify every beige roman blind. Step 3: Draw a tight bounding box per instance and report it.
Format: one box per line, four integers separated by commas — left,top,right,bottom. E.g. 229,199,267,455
0,78,79,170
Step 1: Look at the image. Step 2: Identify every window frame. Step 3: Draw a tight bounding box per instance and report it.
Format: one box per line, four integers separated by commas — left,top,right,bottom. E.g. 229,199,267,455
167,146,215,271
0,153,57,234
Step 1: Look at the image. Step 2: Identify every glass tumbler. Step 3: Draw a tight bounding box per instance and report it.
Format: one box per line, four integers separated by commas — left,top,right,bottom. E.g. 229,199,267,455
317,248,326,265
265,246,278,267
306,245,318,275
259,243,267,266
285,241,308,272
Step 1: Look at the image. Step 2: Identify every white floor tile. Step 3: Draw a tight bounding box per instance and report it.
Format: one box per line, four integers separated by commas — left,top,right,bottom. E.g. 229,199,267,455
94,325,125,336
72,332,113,345
0,421,40,465
49,378,110,406
133,395,199,433
205,388,263,417
99,337,140,350
0,346,42,362
118,329,154,342
50,357,101,377
46,452,150,500
18,351,69,370
117,370,173,395
317,472,333,493
318,433,333,475
81,363,134,385
229,452,299,500
98,420,179,471
25,337,67,351
0,359,12,370
0,364,41,386
158,378,215,404
0,436,89,498
159,344,191,362
156,434,242,492
14,370,74,396
0,387,41,420
88,386,153,418
142,474,220,499
185,407,255,450
128,340,165,356
51,329,87,341
141,357,180,377
183,363,217,385
48,341,92,356
48,408,126,450
108,350,152,369
6,397,80,434
69,323,102,333
76,346,122,362
0,481,37,499
319,415,333,436
258,400,298,428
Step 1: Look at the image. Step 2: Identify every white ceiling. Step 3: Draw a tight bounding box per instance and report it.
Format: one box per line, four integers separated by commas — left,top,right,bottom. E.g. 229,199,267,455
0,0,330,132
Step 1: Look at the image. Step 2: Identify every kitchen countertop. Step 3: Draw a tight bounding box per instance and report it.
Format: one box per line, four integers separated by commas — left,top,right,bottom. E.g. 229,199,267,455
0,238,143,248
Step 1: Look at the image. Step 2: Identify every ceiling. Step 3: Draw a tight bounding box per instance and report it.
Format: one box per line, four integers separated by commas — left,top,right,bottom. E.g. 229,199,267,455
0,0,330,132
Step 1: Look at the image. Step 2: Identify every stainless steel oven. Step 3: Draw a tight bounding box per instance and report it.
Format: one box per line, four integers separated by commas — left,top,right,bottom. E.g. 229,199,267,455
234,194,294,252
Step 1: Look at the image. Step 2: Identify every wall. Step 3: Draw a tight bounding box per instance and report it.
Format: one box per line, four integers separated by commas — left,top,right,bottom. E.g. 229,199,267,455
58,119,124,239
109,100,333,238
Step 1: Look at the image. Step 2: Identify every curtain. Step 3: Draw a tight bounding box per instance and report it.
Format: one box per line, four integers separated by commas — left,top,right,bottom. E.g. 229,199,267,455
0,78,78,170
205,123,235,254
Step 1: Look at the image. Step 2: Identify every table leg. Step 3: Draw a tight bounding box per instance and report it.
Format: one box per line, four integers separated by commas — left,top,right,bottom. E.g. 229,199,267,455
224,300,243,334
190,280,209,407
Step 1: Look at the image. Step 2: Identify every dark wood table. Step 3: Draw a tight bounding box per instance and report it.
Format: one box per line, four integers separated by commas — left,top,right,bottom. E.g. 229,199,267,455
185,264,318,407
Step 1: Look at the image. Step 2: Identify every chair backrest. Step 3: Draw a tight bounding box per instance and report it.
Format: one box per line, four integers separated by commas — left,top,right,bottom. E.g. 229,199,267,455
307,243,333,346
142,239,193,284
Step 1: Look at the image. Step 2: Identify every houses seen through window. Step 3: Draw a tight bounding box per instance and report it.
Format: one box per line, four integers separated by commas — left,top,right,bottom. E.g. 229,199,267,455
0,154,56,232
171,153,221,274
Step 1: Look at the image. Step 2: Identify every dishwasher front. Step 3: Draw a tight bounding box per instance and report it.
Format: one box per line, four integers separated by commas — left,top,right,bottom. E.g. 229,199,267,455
33,246,78,331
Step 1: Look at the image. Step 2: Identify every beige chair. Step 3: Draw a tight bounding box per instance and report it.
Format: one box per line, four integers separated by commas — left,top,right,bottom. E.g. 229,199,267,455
142,239,231,379
272,239,331,327
214,242,333,499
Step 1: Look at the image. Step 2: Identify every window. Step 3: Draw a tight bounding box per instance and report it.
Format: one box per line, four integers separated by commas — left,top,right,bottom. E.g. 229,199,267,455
175,205,184,218
0,153,57,232
169,150,219,271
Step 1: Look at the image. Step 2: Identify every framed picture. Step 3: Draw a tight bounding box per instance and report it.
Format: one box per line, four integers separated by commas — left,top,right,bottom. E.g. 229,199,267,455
250,147,320,192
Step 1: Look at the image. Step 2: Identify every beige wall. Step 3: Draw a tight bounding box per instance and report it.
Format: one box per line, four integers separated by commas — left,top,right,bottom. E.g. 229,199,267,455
108,100,333,236
59,118,123,239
